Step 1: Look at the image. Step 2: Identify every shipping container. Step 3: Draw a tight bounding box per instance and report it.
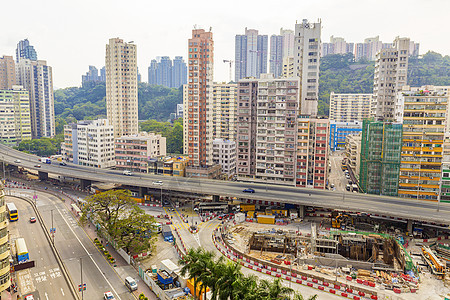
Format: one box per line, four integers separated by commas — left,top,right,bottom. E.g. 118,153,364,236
272,209,288,217
246,211,255,218
240,204,255,212
257,214,275,224
235,213,245,223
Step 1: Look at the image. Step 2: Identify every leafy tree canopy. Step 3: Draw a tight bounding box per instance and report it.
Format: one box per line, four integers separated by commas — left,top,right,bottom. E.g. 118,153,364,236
140,118,183,154
80,189,156,254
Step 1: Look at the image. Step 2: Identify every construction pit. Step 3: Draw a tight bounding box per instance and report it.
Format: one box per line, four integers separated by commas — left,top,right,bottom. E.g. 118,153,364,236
221,221,450,299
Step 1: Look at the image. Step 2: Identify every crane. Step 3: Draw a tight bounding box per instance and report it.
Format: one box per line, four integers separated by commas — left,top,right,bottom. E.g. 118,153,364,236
223,60,234,82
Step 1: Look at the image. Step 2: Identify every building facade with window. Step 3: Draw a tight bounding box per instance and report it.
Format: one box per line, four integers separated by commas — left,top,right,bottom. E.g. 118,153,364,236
115,132,166,173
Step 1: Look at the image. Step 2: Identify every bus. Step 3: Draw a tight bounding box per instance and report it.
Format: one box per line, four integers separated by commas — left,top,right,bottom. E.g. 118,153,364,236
195,202,228,213
15,238,29,263
6,203,18,222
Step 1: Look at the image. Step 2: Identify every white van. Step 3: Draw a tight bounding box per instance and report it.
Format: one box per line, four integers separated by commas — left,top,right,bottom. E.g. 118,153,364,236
125,276,137,291
122,170,132,176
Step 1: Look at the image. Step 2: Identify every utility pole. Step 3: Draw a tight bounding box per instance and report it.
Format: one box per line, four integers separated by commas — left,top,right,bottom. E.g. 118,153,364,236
51,209,55,244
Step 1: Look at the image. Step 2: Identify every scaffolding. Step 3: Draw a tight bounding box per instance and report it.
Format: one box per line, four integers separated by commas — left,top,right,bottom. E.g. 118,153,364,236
359,119,403,196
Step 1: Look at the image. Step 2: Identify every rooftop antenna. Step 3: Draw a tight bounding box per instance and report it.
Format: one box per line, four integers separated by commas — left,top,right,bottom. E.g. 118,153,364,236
193,24,197,30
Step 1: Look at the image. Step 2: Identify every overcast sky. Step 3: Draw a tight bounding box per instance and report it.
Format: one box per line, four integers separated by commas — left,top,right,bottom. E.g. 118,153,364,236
1,0,449,89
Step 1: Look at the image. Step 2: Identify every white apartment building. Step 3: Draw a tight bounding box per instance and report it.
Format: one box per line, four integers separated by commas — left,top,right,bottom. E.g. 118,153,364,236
0,86,31,145
212,83,237,141
294,19,321,116
282,56,294,78
345,134,362,179
115,132,166,173
61,119,115,168
373,37,410,120
212,139,236,177
105,38,138,138
329,92,373,122
16,59,55,138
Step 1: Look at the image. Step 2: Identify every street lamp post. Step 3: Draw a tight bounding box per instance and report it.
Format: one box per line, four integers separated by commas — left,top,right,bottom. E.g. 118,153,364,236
80,257,84,300
51,209,55,244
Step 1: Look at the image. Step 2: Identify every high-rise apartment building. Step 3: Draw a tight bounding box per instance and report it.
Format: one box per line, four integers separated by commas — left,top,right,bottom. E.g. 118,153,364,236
373,37,410,120
0,182,10,294
294,19,321,116
0,86,31,145
148,56,187,88
296,116,330,189
185,29,214,167
115,132,166,173
282,56,294,78
237,74,300,185
329,92,373,123
398,88,448,200
212,82,237,141
280,28,295,58
82,65,105,87
269,35,283,78
235,28,268,81
16,59,55,138
359,119,403,196
15,39,37,63
213,138,236,178
105,38,138,138
321,36,354,57
61,119,115,168
0,56,16,89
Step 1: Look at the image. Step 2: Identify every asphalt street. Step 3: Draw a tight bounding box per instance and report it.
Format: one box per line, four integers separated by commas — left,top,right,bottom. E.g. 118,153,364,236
8,196,72,300
9,189,140,300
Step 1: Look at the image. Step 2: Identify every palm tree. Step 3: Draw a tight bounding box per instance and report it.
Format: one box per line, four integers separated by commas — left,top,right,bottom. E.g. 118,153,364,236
179,248,214,299
231,275,264,300
258,278,294,300
292,292,317,300
215,261,243,300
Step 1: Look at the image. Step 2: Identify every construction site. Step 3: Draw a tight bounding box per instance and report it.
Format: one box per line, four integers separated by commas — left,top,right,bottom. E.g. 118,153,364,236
222,214,450,298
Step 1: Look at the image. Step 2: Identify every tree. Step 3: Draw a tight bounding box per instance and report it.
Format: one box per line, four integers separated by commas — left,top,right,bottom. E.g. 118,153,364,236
15,136,64,156
215,261,243,300
258,278,294,300
292,293,317,300
231,275,263,300
80,190,156,254
140,118,183,154
179,248,215,299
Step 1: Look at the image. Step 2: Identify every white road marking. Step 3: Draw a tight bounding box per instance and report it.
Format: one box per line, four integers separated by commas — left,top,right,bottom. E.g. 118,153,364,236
61,288,65,296
45,292,49,300
52,205,122,300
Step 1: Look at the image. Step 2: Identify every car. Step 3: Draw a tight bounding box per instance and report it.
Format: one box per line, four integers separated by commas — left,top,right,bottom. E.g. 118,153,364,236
330,183,335,188
14,159,21,163
104,291,115,300
345,174,350,179
34,164,41,168
122,170,132,176
152,181,163,185
24,295,34,300
218,215,223,220
59,161,67,166
243,188,255,193
29,217,36,223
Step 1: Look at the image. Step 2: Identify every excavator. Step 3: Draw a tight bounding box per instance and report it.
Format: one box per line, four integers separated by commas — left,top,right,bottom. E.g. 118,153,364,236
331,211,354,229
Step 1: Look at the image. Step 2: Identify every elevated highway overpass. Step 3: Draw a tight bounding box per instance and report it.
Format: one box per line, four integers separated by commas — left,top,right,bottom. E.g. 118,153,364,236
1,144,449,225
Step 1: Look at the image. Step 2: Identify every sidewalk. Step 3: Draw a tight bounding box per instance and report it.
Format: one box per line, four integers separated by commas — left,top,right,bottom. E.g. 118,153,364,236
57,189,158,300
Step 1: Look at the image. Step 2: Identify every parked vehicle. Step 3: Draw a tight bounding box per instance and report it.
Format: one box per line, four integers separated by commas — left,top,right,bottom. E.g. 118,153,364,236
122,170,132,176
125,277,138,291
162,225,173,242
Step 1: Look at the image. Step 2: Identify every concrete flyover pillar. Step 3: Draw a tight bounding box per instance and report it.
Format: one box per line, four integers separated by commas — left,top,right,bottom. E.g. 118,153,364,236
213,195,220,202
80,179,92,190
407,219,413,234
139,186,148,198
299,205,305,218
38,171,48,181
